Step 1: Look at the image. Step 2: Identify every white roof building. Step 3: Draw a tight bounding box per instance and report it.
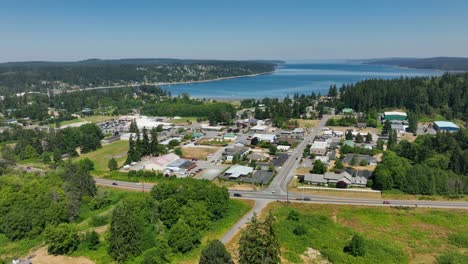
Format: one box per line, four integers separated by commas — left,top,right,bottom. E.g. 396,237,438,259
253,133,277,143
224,165,254,179
277,145,291,151
310,141,328,156
251,124,268,132
144,153,180,171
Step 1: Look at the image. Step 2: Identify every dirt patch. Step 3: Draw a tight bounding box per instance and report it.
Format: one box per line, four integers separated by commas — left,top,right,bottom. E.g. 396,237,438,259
27,247,95,264
292,119,320,128
289,186,382,199
295,167,311,175
182,146,220,160
300,248,331,264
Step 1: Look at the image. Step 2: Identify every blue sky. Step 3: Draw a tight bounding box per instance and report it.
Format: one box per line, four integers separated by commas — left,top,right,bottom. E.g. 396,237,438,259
1,0,468,62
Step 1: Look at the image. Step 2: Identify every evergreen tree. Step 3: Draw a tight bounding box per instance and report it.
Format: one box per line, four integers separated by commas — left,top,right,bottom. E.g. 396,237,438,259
365,133,372,143
408,112,418,134
108,198,144,262
168,219,200,253
355,133,363,143
382,120,392,135
199,240,233,264
108,158,118,171
142,127,150,156
149,128,160,156
238,213,280,264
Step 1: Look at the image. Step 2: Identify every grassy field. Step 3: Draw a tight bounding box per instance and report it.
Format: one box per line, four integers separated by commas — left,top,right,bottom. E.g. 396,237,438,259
50,115,116,128
76,140,129,175
167,116,200,124
246,202,468,264
182,146,220,160
291,118,319,128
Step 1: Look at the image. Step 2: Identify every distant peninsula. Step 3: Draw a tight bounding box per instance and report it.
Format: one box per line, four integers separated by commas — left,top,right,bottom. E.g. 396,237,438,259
364,57,468,71
0,58,284,94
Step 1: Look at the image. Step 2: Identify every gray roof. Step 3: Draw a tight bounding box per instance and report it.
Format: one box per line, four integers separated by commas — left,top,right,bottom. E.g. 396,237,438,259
342,154,377,164
304,174,328,184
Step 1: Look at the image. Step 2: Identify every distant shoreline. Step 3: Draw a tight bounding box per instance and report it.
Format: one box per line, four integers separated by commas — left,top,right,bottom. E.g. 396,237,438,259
71,70,275,93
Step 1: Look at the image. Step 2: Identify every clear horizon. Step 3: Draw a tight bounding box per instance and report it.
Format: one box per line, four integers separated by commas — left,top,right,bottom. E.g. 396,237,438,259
2,0,468,62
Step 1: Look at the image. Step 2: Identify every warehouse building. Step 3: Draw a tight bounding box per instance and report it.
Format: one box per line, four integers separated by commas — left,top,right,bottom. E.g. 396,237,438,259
433,121,460,132
383,111,407,121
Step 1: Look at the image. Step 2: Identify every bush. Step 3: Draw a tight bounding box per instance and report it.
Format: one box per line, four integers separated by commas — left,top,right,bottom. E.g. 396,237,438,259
45,223,80,255
81,231,100,250
448,233,468,248
89,215,109,227
292,224,308,236
287,210,300,221
345,234,366,257
437,252,468,264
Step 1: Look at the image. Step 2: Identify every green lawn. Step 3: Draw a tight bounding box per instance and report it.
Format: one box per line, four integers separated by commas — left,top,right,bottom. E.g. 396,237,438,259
268,202,468,264
167,116,201,124
76,140,129,175
50,115,117,128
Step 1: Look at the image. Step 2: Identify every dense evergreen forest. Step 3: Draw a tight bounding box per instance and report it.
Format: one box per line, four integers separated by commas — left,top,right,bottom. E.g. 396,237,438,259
0,59,277,94
366,57,468,71
338,73,468,121
372,130,468,195
0,124,104,163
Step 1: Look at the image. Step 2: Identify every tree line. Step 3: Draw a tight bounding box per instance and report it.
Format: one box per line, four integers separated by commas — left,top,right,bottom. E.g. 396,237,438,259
0,124,104,163
0,59,276,94
372,129,468,195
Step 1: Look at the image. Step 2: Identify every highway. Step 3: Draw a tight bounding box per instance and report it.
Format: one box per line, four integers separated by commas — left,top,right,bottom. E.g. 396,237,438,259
94,178,468,209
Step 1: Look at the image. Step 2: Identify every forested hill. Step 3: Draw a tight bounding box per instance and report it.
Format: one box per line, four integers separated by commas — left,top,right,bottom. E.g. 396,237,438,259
0,58,280,94
365,57,468,71
338,73,468,121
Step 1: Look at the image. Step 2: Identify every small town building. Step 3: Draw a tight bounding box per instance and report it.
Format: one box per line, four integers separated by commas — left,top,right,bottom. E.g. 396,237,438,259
145,153,180,171
342,108,354,115
342,154,377,166
101,135,121,144
433,121,460,132
250,124,269,132
310,141,328,156
303,171,367,187
342,140,355,148
293,127,305,135
277,145,291,151
383,111,407,121
165,159,196,174
253,133,277,143
191,132,204,139
224,146,250,162
224,165,254,179
223,133,237,141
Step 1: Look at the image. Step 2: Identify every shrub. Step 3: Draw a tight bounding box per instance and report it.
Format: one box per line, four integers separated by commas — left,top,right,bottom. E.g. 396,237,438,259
345,234,366,257
292,224,308,236
448,233,468,248
89,215,109,227
45,223,80,255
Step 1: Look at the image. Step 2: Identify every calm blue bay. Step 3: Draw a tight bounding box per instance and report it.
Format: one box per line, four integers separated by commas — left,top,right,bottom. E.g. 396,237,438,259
162,61,442,99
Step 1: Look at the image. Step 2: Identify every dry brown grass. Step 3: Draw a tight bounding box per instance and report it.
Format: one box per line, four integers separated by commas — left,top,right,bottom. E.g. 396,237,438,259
291,119,320,128
181,146,220,160
28,247,95,264
295,167,311,175
213,178,262,191
289,186,383,199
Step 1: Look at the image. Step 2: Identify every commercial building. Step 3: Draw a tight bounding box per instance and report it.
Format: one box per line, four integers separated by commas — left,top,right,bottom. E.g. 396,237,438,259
383,111,407,121
144,153,180,171
310,141,328,156
224,165,254,179
253,133,277,143
433,121,460,132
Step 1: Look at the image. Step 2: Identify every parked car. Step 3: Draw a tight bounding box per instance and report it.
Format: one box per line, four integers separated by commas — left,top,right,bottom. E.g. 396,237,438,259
233,193,242,197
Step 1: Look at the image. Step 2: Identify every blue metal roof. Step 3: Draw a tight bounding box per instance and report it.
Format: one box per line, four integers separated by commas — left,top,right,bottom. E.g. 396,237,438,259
434,121,460,129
